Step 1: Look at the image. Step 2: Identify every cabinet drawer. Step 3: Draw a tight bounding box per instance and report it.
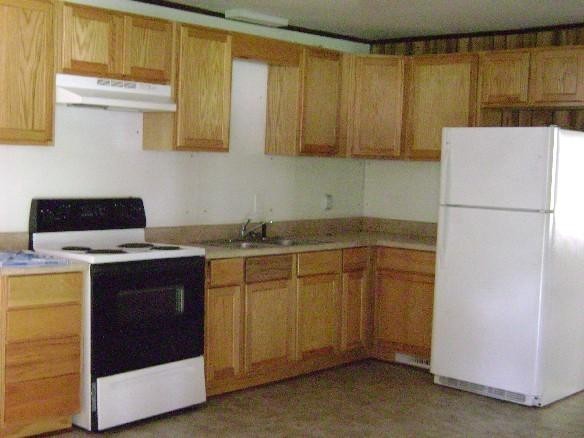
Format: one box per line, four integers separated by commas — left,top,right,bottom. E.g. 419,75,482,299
5,337,80,384
246,255,293,283
376,247,435,275
342,247,369,272
208,258,244,287
4,374,80,424
6,304,81,342
7,273,82,309
297,250,341,277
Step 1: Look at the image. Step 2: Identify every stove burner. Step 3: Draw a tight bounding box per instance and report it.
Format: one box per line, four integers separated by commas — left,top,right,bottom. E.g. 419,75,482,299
62,246,91,251
151,245,181,251
86,249,127,254
118,243,155,249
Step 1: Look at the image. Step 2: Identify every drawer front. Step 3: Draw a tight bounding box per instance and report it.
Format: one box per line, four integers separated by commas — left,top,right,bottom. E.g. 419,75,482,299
376,247,436,275
246,255,293,283
208,258,244,287
7,273,82,309
4,374,80,424
6,304,81,342
342,247,369,272
5,337,80,384
297,250,342,277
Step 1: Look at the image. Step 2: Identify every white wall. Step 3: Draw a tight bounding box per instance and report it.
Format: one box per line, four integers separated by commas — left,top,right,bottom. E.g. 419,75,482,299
363,160,441,223
0,60,365,232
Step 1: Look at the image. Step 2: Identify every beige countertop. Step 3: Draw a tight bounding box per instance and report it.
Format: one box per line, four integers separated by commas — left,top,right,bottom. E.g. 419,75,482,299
200,232,436,260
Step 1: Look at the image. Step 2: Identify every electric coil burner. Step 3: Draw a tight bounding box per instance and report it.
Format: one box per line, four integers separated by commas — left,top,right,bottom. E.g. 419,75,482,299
30,198,206,431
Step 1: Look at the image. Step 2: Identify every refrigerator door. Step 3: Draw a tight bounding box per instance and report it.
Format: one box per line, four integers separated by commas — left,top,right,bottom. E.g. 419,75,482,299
431,206,548,396
441,127,557,211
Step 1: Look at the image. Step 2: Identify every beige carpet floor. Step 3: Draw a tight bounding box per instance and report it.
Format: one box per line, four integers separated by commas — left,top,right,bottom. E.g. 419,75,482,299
57,360,584,437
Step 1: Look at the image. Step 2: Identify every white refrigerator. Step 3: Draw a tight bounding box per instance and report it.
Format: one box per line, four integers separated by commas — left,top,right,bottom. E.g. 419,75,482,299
431,126,584,407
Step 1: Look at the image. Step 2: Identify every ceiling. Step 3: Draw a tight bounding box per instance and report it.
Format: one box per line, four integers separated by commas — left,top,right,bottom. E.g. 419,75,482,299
165,0,584,41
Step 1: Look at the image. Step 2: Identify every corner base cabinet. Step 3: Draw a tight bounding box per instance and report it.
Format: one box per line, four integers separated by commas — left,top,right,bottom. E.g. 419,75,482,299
372,247,436,361
0,270,83,437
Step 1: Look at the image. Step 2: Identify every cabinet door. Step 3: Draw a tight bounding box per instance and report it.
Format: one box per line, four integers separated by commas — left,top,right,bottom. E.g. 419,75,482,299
341,270,368,351
374,270,434,358
479,51,530,106
350,55,404,158
205,286,243,384
244,280,296,373
403,54,477,160
265,64,301,156
300,49,341,155
297,274,341,359
176,25,231,151
123,15,174,83
0,0,53,144
61,3,124,77
530,47,584,105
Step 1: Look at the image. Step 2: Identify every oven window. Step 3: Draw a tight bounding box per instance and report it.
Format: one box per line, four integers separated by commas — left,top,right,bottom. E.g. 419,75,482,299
116,285,185,326
90,257,204,377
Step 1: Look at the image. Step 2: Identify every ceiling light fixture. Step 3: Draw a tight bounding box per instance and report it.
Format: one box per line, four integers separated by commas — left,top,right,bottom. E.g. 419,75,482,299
224,9,288,28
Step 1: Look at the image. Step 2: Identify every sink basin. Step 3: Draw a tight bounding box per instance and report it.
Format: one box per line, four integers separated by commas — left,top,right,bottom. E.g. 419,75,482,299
261,237,327,246
200,237,328,249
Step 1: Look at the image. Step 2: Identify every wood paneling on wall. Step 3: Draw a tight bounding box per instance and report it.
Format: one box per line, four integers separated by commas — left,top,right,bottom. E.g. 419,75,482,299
372,25,584,131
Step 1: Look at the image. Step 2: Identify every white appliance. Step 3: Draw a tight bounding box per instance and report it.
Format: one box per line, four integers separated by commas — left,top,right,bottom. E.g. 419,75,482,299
30,198,206,431
431,127,584,407
56,73,176,112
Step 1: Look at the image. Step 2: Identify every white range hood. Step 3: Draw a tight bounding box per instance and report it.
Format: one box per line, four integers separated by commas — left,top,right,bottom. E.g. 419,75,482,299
56,73,176,112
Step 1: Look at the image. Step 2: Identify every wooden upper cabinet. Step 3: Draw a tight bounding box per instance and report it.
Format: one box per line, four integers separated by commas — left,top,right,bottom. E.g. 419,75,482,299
348,55,404,159
61,3,124,77
530,47,584,105
403,54,478,160
122,15,174,83
0,0,54,145
175,25,232,151
60,3,173,83
300,48,341,155
265,64,301,156
479,50,530,106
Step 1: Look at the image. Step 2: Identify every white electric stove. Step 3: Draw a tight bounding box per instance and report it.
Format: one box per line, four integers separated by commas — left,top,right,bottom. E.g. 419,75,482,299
29,198,206,432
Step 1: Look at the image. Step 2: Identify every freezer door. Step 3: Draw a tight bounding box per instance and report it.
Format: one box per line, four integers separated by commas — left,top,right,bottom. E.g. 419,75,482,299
431,206,548,395
441,127,556,211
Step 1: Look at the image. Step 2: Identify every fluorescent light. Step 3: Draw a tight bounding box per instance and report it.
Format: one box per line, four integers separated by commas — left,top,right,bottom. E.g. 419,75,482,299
224,9,288,27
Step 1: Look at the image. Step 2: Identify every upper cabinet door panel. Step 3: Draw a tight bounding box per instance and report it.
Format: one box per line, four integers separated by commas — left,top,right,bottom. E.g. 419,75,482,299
479,51,530,106
301,49,341,155
123,15,174,83
61,3,124,77
350,55,404,158
176,25,232,151
404,55,478,161
0,0,54,144
530,47,584,105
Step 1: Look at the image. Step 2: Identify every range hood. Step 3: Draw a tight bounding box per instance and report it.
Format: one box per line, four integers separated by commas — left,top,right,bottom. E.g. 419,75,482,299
56,73,176,112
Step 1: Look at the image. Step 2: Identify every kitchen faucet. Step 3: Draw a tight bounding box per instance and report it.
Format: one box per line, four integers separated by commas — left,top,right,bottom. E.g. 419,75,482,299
240,219,272,240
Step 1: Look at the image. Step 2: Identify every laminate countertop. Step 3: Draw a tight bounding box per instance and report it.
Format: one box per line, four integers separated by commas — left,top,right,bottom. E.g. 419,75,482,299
199,232,436,260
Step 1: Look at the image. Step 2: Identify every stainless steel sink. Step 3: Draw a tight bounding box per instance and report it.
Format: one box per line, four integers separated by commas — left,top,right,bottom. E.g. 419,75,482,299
200,237,328,248
260,237,328,246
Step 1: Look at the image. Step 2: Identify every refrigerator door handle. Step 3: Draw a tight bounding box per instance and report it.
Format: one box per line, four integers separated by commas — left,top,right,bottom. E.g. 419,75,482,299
440,147,452,204
438,208,449,268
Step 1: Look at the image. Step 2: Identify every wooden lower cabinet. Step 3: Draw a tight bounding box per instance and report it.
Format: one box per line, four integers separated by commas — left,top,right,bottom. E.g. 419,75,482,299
205,285,243,383
204,258,244,389
297,274,341,359
205,246,439,395
372,247,436,361
245,279,296,372
340,247,370,352
0,271,83,437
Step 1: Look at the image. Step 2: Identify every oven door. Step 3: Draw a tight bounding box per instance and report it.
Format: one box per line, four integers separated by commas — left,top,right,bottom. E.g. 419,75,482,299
90,256,204,378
